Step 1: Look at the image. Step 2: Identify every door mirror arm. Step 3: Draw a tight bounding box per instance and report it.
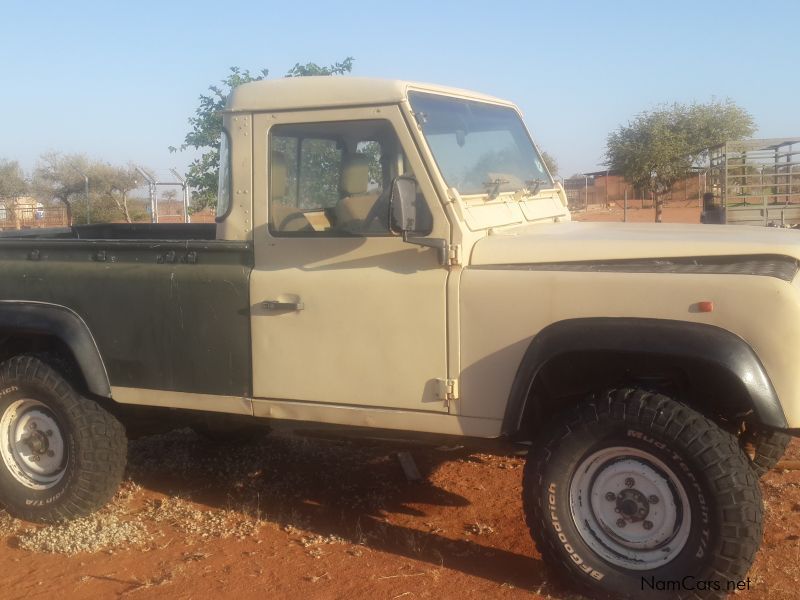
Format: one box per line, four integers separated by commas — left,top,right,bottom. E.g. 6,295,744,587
404,234,447,264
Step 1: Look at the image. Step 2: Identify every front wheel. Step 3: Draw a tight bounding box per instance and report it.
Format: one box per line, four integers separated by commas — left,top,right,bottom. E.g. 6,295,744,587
740,427,791,477
524,389,762,599
0,355,127,522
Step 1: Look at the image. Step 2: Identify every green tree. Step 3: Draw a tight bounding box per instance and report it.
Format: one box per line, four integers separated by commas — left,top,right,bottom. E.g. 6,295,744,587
161,188,178,216
33,154,148,225
605,99,755,221
541,151,559,177
89,163,140,223
32,153,91,225
172,58,355,212
0,159,28,200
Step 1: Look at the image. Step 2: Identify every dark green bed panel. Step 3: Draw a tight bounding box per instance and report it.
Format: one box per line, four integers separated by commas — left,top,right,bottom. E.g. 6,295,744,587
0,240,253,397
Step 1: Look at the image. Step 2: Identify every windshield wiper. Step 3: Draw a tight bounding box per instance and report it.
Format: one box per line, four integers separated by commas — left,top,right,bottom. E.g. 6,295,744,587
525,179,546,195
483,178,509,200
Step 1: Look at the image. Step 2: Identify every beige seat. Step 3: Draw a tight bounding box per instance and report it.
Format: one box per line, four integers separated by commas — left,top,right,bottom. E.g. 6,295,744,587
269,151,311,232
334,154,382,234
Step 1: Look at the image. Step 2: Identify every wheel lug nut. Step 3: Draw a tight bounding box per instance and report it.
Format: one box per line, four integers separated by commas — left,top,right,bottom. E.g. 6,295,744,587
624,477,635,488
605,492,616,501
616,518,626,528
29,422,37,430
32,455,39,462
643,520,653,530
649,495,659,504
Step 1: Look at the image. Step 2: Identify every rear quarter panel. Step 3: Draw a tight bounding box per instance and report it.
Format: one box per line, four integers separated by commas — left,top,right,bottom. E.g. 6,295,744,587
0,240,252,396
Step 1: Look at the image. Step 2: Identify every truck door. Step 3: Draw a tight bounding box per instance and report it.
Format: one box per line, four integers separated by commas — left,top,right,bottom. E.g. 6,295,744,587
250,107,450,413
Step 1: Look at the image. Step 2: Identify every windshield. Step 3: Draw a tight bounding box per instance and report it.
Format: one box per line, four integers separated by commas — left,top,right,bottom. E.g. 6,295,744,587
409,92,552,196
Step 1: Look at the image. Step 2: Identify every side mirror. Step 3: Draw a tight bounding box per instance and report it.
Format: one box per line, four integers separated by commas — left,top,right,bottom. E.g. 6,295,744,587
390,176,419,234
389,175,445,262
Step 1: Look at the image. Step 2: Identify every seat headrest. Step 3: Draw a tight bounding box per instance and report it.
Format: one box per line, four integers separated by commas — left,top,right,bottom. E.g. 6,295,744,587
271,151,288,199
340,154,370,196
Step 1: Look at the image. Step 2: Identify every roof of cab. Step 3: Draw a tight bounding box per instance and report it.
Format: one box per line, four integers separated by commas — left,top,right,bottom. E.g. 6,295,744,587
225,76,514,112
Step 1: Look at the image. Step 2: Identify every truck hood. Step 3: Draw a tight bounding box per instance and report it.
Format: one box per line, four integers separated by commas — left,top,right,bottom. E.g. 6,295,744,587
470,221,800,266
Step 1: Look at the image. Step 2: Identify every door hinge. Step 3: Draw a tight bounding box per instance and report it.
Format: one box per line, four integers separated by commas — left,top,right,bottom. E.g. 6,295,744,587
436,378,459,403
447,244,461,266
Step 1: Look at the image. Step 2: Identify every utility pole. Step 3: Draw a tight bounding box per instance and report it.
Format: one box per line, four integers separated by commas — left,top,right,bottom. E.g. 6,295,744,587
169,168,190,223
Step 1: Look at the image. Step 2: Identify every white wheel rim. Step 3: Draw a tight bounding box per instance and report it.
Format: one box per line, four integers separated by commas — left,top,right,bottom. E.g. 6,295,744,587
569,446,691,570
0,399,67,490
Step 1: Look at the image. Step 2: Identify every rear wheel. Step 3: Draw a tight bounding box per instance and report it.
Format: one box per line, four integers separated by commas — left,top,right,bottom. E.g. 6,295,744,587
523,388,762,599
0,355,127,522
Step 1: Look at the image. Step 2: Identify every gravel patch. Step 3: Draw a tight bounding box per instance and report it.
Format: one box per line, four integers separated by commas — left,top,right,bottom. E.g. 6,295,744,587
299,533,347,547
465,522,495,536
16,514,150,555
0,511,19,537
142,497,263,540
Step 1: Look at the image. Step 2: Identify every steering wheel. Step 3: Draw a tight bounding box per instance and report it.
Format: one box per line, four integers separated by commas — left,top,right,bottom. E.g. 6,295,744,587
278,212,310,232
361,188,392,233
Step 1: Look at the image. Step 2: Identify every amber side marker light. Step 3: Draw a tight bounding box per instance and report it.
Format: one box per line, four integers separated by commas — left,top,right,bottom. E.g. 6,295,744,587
698,301,714,313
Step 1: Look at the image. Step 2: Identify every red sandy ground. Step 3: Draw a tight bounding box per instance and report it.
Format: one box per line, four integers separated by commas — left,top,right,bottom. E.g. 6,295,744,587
1,432,798,600
2,203,797,600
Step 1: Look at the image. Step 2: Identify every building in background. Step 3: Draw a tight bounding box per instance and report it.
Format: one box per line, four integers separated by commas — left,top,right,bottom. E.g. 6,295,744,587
0,196,67,230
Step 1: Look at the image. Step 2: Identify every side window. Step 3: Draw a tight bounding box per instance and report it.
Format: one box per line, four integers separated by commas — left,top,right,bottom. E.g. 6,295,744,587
268,120,426,236
216,131,232,220
270,135,342,233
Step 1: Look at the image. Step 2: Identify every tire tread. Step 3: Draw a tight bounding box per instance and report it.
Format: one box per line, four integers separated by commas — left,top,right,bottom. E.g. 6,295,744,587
0,355,126,522
522,388,763,600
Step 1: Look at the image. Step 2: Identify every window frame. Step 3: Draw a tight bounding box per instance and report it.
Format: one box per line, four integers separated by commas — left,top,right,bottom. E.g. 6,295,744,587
407,91,554,197
267,120,398,238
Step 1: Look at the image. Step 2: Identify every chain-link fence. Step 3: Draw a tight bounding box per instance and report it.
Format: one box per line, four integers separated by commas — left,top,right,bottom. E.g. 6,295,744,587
563,172,707,211
0,204,68,230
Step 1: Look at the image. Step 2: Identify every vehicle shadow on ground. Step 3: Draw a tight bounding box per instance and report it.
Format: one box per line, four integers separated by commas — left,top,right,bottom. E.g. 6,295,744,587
125,428,559,593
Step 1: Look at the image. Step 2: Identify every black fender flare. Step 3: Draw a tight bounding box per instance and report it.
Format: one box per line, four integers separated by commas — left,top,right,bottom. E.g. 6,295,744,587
503,317,787,434
0,301,111,397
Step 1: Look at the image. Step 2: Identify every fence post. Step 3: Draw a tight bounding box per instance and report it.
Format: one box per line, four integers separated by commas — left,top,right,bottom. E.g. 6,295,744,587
624,189,628,222
584,174,589,211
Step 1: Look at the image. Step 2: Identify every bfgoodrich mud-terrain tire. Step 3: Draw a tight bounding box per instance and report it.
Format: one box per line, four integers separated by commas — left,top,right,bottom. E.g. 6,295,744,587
0,355,126,522
523,389,762,599
741,428,791,477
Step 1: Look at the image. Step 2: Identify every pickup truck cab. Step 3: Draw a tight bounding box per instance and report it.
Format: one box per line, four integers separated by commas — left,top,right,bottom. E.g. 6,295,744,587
0,77,796,598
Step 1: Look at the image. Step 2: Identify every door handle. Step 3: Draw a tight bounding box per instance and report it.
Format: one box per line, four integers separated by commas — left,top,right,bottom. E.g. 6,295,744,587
262,300,304,311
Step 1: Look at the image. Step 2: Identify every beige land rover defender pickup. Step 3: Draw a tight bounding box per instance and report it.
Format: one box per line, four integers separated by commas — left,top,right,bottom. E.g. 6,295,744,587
0,77,797,598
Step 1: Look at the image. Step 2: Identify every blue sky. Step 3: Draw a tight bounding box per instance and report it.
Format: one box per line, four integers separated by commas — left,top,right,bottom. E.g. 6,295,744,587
2,0,798,181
